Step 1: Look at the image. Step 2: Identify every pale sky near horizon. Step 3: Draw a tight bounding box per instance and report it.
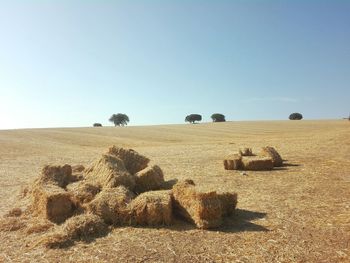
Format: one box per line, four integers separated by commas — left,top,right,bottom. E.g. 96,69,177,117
0,0,349,129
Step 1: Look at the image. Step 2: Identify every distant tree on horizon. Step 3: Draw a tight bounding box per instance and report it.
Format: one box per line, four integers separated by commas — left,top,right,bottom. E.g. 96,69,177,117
289,113,303,120
93,123,102,127
109,113,129,126
185,114,202,124
211,113,226,122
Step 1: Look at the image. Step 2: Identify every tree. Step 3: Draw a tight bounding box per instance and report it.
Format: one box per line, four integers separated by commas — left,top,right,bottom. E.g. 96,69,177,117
211,113,226,122
109,113,129,126
289,113,303,120
185,114,202,124
93,123,102,127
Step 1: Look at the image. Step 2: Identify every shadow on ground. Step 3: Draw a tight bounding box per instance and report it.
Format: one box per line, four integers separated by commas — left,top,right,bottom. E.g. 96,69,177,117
165,208,268,233
50,208,268,248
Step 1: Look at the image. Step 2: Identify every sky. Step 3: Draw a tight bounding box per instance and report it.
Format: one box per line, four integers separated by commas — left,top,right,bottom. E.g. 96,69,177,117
0,0,349,129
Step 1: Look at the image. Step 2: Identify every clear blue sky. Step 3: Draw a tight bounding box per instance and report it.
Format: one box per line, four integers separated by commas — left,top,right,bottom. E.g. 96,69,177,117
1,0,349,129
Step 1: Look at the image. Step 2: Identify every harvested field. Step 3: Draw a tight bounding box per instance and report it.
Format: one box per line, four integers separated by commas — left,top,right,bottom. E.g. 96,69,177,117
0,120,349,262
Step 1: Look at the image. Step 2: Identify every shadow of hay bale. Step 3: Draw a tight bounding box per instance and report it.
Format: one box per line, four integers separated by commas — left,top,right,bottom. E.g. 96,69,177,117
220,209,269,233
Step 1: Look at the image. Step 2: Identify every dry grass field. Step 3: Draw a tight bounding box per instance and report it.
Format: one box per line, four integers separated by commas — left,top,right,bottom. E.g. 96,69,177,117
0,120,349,262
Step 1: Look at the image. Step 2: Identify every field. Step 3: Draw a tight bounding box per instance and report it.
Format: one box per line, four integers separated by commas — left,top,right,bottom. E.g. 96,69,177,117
0,120,349,262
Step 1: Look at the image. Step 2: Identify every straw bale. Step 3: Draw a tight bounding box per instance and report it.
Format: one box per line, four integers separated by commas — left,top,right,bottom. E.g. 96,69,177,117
172,180,223,229
85,154,136,190
129,190,172,226
218,192,238,216
239,148,254,156
67,181,101,204
108,146,150,174
223,154,242,170
87,186,135,225
35,164,72,188
261,146,283,167
134,165,165,194
31,184,75,224
62,213,108,239
241,156,274,171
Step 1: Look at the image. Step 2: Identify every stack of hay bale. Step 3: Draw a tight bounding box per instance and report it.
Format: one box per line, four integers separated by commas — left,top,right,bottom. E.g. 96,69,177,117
2,146,238,248
224,146,283,171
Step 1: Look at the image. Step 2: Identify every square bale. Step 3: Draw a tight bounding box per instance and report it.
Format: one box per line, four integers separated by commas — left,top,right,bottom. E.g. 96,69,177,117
85,154,136,190
108,146,150,174
86,186,135,225
172,180,223,229
129,190,173,226
134,165,165,194
35,164,72,188
217,192,238,216
61,213,108,240
223,154,242,170
241,156,274,171
31,184,76,224
67,181,101,204
260,146,283,167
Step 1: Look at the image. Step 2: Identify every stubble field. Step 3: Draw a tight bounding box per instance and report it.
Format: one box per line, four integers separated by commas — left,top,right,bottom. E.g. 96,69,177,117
0,120,349,262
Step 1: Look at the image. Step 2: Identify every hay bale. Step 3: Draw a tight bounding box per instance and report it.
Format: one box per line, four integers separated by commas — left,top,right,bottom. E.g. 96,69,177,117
67,181,101,204
172,180,223,229
87,186,135,225
239,148,254,156
134,165,165,194
129,190,172,226
241,156,274,171
223,154,242,170
62,213,108,239
85,154,136,190
108,146,150,174
261,146,283,167
218,192,238,216
31,184,75,224
35,164,72,188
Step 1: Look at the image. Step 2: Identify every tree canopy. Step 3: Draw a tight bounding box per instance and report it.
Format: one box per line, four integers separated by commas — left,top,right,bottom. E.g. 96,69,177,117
185,114,202,124
109,113,130,126
211,113,226,122
93,123,102,127
289,113,303,120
